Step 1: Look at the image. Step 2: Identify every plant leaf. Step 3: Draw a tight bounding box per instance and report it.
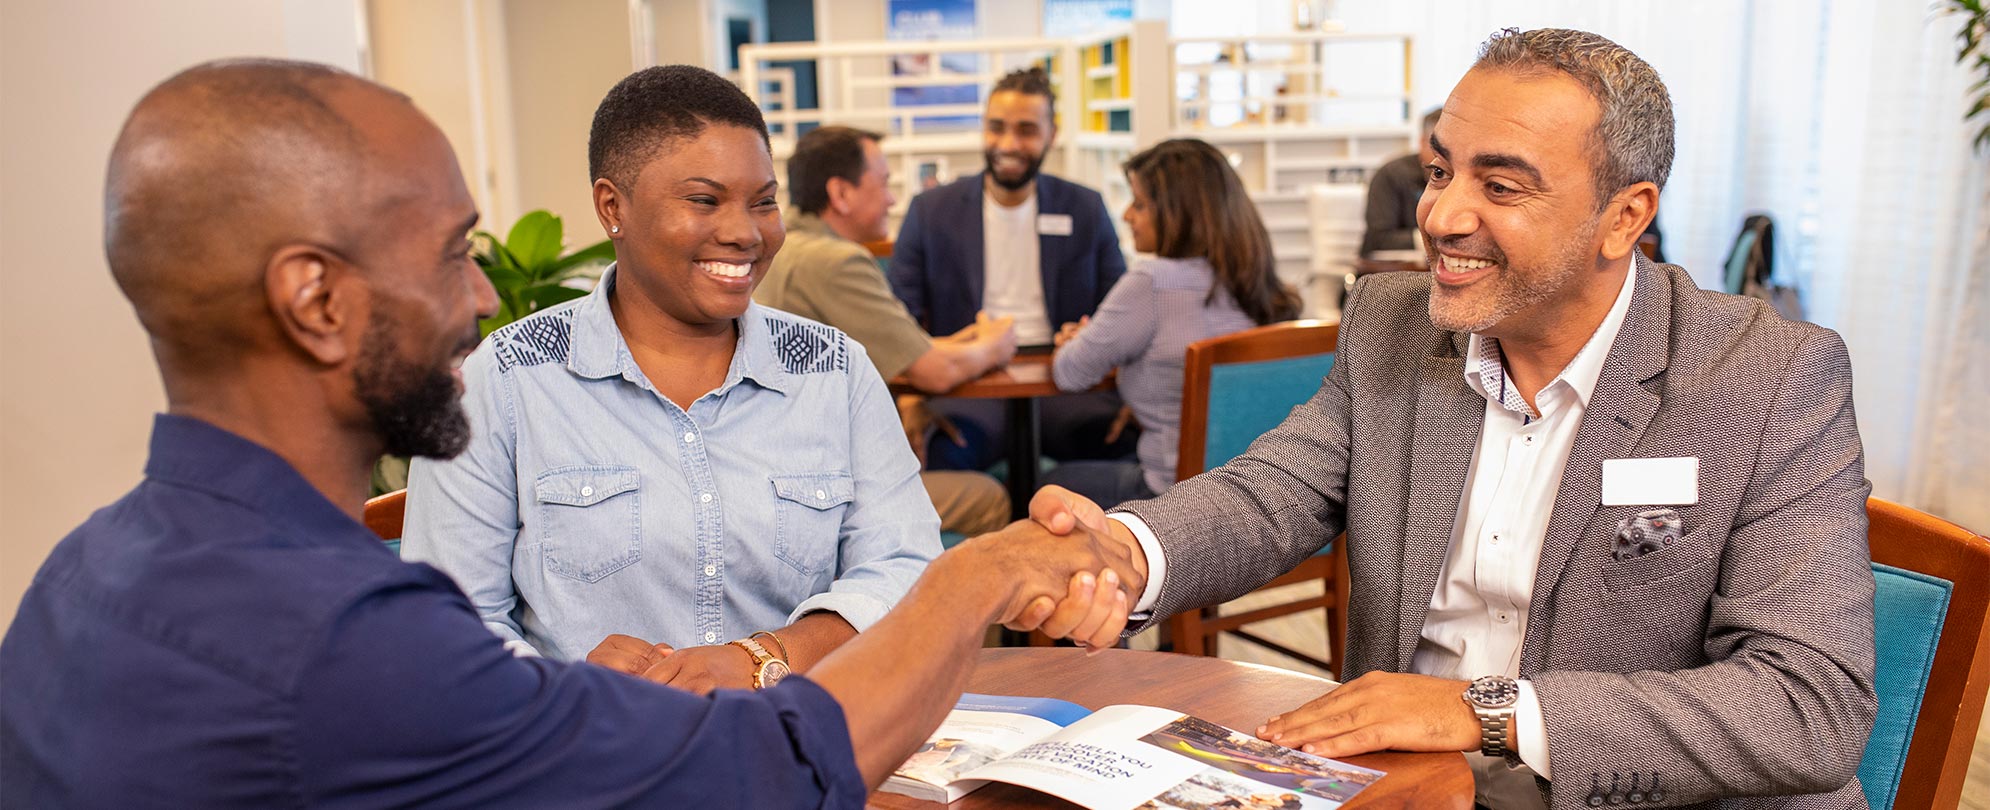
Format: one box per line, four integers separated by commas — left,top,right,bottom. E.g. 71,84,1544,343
547,239,617,274
522,282,590,312
506,210,564,275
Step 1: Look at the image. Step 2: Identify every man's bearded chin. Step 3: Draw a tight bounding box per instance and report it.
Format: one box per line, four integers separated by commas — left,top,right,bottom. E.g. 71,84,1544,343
985,148,1045,192
354,316,473,459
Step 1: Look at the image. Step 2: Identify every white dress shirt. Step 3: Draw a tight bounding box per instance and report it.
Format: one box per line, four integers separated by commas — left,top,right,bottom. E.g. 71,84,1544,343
1115,264,1637,809
981,191,1052,345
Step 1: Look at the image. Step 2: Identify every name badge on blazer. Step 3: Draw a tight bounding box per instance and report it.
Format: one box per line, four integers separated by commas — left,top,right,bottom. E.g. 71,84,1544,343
1600,457,1699,506
1037,213,1074,236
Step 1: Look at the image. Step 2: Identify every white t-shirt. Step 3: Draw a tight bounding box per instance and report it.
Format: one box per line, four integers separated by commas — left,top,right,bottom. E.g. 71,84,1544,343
981,191,1052,345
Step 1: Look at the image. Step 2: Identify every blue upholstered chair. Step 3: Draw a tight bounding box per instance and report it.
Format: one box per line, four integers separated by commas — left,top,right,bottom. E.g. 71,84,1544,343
363,489,406,556
1859,498,1990,810
1163,320,1342,672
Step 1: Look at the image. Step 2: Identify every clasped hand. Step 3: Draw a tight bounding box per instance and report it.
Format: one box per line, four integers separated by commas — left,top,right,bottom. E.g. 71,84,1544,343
585,635,754,695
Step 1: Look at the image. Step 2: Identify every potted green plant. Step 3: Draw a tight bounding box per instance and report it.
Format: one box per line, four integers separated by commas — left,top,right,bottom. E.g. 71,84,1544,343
1947,0,1990,150
475,209,616,335
372,210,614,495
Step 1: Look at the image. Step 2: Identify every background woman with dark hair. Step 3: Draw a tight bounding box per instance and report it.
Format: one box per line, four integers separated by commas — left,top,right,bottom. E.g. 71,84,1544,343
1044,138,1302,509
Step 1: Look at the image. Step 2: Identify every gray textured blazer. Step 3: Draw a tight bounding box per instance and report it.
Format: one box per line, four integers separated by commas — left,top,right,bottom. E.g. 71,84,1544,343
1120,257,1877,809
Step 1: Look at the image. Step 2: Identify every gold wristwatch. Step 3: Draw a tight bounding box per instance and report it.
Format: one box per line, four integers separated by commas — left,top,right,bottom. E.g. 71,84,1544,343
728,637,791,690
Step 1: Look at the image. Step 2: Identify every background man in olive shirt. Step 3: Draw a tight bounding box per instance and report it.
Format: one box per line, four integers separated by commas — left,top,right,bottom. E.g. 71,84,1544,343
756,125,1016,536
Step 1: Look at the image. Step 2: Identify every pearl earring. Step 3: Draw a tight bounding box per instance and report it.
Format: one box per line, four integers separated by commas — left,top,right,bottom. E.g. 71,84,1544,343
611,225,620,233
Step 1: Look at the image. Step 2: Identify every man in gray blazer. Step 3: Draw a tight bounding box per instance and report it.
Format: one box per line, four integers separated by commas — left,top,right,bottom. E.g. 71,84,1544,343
1025,28,1876,810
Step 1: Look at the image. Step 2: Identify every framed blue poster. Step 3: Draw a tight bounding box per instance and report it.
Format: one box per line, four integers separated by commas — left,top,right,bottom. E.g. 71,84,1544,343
887,0,981,131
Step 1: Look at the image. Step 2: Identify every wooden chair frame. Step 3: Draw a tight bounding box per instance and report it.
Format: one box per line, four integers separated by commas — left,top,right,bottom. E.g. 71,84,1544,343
1866,498,1990,810
363,489,407,542
1166,320,1345,672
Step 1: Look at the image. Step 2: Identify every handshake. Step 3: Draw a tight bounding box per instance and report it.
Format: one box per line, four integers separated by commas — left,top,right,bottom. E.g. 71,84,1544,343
584,486,1148,692
947,486,1150,651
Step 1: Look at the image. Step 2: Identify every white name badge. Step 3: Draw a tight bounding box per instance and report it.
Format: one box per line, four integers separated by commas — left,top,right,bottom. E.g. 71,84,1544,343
1036,213,1074,236
1600,457,1700,506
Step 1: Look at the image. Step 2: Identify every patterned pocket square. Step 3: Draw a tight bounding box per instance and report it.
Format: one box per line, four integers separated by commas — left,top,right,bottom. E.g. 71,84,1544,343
1614,508,1685,562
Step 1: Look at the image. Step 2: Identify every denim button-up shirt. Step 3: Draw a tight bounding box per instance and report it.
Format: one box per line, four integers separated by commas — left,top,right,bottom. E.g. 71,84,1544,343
404,265,939,661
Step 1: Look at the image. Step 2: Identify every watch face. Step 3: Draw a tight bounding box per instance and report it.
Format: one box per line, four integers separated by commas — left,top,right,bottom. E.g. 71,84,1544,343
760,660,791,688
1467,676,1519,709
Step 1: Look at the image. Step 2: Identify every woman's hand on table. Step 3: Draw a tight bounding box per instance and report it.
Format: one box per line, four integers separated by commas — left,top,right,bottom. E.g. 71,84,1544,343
1053,316,1089,349
635,644,758,694
584,634,758,693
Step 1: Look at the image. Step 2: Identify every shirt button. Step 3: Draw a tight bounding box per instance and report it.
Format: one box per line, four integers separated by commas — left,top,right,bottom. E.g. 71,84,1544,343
704,631,717,643
580,486,594,497
699,492,713,504
1491,533,1501,544
816,489,827,499
1524,435,1534,445
704,564,717,577
683,431,696,444
1497,612,1511,623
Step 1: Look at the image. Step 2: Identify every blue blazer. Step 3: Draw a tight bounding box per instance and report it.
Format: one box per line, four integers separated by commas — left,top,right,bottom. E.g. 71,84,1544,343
889,172,1127,337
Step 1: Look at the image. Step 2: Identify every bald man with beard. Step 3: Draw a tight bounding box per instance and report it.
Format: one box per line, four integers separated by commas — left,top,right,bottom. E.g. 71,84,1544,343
0,59,1137,808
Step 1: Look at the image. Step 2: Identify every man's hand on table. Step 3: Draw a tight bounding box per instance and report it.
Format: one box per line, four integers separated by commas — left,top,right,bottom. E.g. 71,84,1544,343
1257,672,1480,758
583,635,757,694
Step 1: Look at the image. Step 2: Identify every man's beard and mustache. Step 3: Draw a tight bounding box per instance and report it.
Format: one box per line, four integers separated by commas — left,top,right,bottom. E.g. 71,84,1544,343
985,146,1047,192
354,313,479,459
1423,221,1594,334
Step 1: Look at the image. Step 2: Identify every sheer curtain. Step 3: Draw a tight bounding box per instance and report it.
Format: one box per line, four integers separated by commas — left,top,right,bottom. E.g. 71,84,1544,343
1313,0,1990,531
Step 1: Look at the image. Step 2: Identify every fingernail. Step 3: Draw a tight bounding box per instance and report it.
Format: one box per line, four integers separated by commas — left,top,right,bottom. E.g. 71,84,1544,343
1079,572,1095,589
1102,569,1118,587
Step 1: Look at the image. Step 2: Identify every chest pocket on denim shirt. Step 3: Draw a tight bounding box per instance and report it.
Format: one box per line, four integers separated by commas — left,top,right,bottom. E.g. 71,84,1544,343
535,466,642,584
771,472,853,575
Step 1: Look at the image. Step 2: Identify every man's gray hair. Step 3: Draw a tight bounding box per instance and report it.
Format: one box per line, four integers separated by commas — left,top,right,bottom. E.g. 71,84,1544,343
1474,28,1674,207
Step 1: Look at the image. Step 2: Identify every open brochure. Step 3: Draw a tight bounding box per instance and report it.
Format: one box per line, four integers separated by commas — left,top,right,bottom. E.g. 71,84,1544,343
883,694,1386,809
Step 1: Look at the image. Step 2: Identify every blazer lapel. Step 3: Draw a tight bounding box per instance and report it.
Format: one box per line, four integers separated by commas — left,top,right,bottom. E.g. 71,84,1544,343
1519,257,1671,676
963,175,987,315
1396,332,1485,672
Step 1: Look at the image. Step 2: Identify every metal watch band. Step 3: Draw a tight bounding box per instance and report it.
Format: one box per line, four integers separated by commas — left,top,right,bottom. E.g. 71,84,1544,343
1477,708,1514,758
730,637,774,665
749,630,789,662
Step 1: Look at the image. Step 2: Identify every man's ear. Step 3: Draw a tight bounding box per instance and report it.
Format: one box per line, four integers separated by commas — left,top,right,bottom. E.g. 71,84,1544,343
1599,181,1659,262
266,245,362,366
825,175,854,216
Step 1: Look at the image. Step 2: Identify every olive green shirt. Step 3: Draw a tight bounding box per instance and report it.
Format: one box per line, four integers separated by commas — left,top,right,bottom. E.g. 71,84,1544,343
756,213,933,378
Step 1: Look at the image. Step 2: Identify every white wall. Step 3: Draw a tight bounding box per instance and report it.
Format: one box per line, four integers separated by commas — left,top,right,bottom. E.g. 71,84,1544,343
0,0,363,630
501,0,633,235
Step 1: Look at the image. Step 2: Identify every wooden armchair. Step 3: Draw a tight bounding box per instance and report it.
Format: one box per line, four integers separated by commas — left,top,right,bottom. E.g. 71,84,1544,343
1859,498,1990,810
1163,320,1344,672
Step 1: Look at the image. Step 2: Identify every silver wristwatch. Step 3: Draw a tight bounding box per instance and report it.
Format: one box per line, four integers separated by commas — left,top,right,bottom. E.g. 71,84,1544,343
1463,675,1520,762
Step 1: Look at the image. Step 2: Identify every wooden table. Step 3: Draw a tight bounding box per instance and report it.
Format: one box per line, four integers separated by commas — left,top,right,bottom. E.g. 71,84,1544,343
891,353,1111,520
869,648,1473,810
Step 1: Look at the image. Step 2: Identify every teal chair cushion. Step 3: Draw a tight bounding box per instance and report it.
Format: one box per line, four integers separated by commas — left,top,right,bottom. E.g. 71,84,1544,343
1202,353,1335,470
1859,563,1952,810
1201,353,1335,558
939,531,968,550
383,539,401,557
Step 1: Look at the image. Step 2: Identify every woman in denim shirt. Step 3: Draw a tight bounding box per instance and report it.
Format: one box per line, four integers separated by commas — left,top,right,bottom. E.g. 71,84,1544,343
403,67,939,691
1046,139,1303,509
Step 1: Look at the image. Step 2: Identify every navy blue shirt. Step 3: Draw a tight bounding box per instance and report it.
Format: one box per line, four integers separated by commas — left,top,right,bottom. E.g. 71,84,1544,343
1,415,867,808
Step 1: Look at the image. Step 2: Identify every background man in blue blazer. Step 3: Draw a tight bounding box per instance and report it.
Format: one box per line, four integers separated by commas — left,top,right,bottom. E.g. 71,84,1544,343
890,66,1130,468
